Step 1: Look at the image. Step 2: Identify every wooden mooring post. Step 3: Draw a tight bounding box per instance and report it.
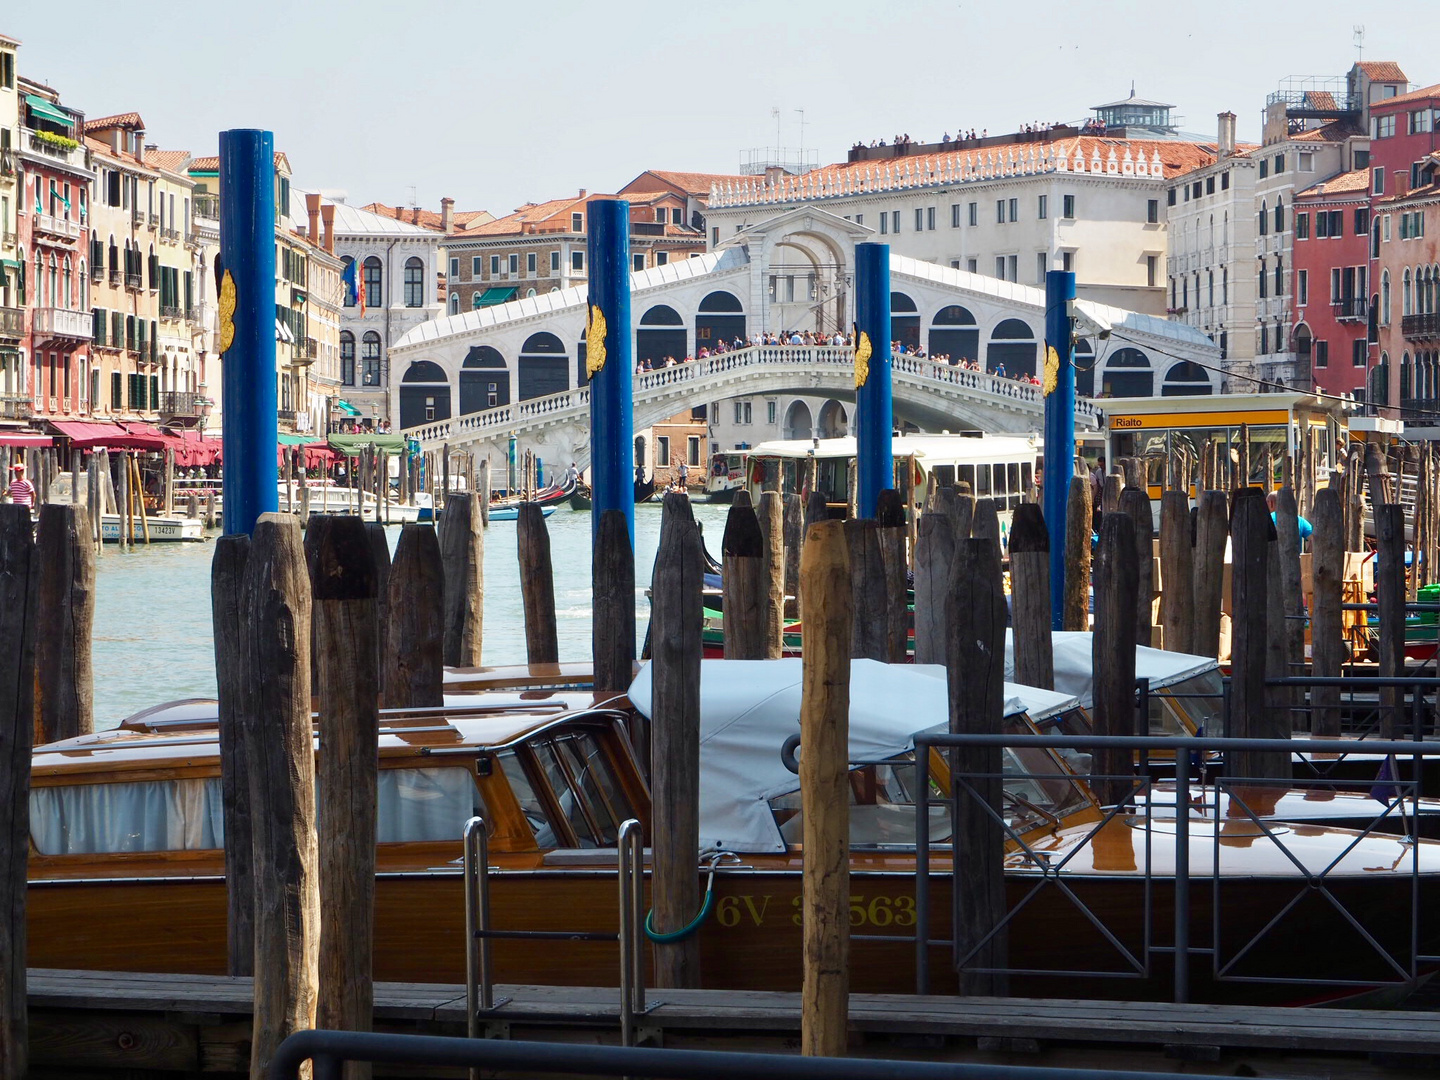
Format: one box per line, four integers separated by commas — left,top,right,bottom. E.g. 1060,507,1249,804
1274,488,1305,722
366,521,391,679
782,492,802,617
517,502,559,665
383,524,444,708
947,536,1008,996
1118,488,1153,647
1229,490,1287,778
212,535,255,977
758,490,787,659
1310,487,1344,737
912,508,955,666
1192,490,1229,660
844,519,887,661
876,489,909,663
798,520,851,1056
310,516,380,1072
33,504,95,744
0,505,38,1079
649,492,704,987
440,493,484,667
1092,512,1138,806
240,514,318,1080
1063,475,1092,632
1158,490,1194,654
722,499,766,660
1008,502,1053,689
1376,503,1407,739
593,509,636,693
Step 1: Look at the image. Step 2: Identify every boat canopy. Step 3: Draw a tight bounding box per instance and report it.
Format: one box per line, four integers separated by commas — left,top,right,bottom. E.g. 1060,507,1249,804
1003,630,1217,705
628,658,1078,854
749,434,1039,465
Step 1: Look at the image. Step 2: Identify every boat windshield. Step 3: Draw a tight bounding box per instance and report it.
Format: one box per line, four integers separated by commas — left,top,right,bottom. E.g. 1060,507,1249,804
499,731,637,849
769,746,1092,849
1155,670,1224,734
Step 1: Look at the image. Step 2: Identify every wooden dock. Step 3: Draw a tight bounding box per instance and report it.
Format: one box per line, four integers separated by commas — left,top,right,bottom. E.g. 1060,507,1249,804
26,968,1440,1077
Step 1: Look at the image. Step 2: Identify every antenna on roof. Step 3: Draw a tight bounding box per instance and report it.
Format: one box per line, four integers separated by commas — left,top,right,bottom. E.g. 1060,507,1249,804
1130,80,1136,97
771,106,781,157
407,184,418,208
795,108,807,161
1353,24,1365,61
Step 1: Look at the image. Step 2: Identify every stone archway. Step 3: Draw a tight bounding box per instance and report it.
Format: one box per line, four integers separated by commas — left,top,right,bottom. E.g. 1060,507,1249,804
816,399,848,438
783,399,814,439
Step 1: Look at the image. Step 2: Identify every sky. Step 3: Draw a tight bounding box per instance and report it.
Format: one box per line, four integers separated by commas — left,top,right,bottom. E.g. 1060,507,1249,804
5,2,1438,217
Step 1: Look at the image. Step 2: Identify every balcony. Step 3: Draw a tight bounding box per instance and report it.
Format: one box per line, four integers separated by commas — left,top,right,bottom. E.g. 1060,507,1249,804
277,408,297,423
0,306,22,339
0,148,14,176
297,337,318,361
161,304,183,321
25,129,87,169
132,208,146,229
33,307,93,342
90,263,104,283
125,272,143,291
158,391,211,419
1335,297,1368,322
33,213,81,241
1,230,14,248
0,392,32,420
1404,312,1440,340
109,268,122,287
162,227,180,242
193,193,220,221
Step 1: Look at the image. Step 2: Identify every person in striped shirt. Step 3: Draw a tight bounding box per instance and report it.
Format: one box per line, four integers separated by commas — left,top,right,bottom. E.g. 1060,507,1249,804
7,462,35,508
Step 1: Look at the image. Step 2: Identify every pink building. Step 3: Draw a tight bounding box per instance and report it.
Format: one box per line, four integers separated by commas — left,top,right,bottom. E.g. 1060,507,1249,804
1374,153,1440,422
1292,170,1372,399
16,78,92,422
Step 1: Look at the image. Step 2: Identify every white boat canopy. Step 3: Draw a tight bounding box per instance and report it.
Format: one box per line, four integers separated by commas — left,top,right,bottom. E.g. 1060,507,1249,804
1003,630,1217,706
628,658,1079,854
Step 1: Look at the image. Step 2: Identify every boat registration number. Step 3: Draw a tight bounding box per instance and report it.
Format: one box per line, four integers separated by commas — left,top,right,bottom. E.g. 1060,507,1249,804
714,894,917,928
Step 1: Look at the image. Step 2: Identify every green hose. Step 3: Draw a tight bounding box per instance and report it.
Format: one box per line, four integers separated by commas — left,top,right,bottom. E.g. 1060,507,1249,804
643,868,717,943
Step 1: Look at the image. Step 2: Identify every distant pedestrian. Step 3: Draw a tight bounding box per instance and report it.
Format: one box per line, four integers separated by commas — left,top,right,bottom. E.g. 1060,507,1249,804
7,462,35,508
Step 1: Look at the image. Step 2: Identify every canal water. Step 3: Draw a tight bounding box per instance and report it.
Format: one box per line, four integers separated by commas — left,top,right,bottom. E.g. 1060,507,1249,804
92,501,735,727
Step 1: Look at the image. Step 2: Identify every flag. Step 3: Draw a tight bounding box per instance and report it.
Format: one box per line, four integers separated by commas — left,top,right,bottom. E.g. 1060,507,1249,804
342,258,359,309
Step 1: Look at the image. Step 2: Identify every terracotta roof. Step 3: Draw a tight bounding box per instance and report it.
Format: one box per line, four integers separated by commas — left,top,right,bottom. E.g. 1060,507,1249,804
621,170,747,197
1290,119,1366,143
1301,91,1339,111
1296,168,1370,199
1373,81,1440,110
1356,61,1408,83
146,149,192,175
187,152,290,174
83,136,157,172
461,196,596,237
84,112,145,132
360,202,492,231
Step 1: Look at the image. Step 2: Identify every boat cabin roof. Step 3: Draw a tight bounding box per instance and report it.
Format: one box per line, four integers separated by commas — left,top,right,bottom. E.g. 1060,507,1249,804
749,434,1039,465
1004,631,1217,705
628,658,1081,853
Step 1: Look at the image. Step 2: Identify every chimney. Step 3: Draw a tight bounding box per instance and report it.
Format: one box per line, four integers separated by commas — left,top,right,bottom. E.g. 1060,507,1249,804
1395,170,1410,197
320,204,336,254
306,192,322,244
578,188,587,199
1217,111,1236,158
440,196,454,234
135,133,146,164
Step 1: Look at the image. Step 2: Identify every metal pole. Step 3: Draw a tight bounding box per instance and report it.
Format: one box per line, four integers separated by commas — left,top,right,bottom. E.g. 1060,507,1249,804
853,242,892,520
587,199,635,547
462,815,491,1030
1043,269,1076,628
914,737,930,995
218,128,278,536
617,818,644,1046
1172,743,1190,1004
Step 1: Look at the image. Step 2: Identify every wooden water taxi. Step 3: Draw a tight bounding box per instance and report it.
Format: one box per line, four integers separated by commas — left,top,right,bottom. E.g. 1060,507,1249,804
23,661,1440,1005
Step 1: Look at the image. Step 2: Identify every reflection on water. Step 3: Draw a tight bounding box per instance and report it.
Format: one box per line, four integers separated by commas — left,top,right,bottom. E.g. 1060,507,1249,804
92,501,732,727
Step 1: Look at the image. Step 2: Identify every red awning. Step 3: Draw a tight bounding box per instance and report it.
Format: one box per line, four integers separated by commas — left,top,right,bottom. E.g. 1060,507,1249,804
49,420,172,450
0,431,53,448
172,429,221,468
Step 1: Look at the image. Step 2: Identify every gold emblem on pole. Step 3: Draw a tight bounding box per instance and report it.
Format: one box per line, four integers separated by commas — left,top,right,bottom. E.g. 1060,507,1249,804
586,304,607,376
854,327,872,388
1042,344,1060,396
217,270,237,354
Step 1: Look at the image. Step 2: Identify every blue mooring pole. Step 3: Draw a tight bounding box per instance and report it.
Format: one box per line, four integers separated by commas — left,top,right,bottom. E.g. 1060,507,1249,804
1043,269,1077,629
587,200,634,546
218,129,278,536
853,242,892,519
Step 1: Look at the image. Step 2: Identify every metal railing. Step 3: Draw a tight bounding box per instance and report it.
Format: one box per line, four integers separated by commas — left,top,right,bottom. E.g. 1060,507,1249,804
463,815,649,1047
0,391,32,420
1334,297,1367,321
158,390,208,418
1403,312,1440,340
0,306,21,337
270,1029,1214,1080
909,725,1440,1004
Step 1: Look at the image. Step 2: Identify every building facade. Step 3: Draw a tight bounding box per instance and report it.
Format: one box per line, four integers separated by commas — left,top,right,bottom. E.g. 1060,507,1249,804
0,34,22,423
1375,153,1440,427
16,77,91,423
1292,169,1372,400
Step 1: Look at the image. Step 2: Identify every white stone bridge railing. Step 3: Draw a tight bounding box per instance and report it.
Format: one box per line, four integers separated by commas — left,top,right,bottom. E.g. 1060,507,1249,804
404,345,1099,448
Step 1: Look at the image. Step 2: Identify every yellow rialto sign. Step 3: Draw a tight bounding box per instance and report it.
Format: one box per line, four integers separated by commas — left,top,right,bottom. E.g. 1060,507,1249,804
1108,409,1290,430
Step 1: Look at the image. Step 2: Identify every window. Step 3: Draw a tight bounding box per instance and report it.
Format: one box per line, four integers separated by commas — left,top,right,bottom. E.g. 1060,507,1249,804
1062,194,1075,219
1259,201,1268,236
968,201,978,226
449,257,459,278
1274,153,1285,173
1008,198,1018,222
927,206,935,231
672,208,684,225
966,257,978,273
688,436,702,467
472,256,482,275
1206,176,1215,194
1062,250,1074,273
1355,207,1370,235
951,203,961,228
1411,109,1434,135
1038,195,1048,220
655,437,670,467
403,256,425,307
1331,267,1342,304
507,253,518,276
489,255,500,276
1298,269,1308,306
363,256,382,306
1146,254,1156,287
1372,114,1396,139
633,253,645,272
997,199,1006,224
712,226,720,246
340,332,355,385
448,292,459,315
1146,199,1158,224
550,251,560,272
1374,167,1386,194
526,252,536,274
1221,172,1230,191
472,292,482,310
733,401,745,424
1036,252,1047,283
1007,254,1017,281
995,256,1006,280
361,332,381,386
1299,152,1314,172
656,251,668,266
879,214,888,234
915,208,924,231
1352,339,1366,368
854,214,863,226
1259,324,1269,354
891,211,899,233
1258,258,1268,298
1168,188,1177,206
1274,256,1283,296
1315,340,1328,368
571,212,583,232
1274,198,1284,232
1296,212,1309,239
767,400,776,425
1259,159,1268,179
573,251,586,272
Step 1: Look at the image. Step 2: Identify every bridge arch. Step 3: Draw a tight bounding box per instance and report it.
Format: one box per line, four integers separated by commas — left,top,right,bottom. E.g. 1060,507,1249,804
929,304,979,362
1161,360,1212,396
460,345,509,414
399,359,452,429
638,304,686,364
1074,339,1096,397
784,399,814,439
518,332,568,399
1100,347,1153,397
697,289,746,347
987,318,1037,378
892,291,920,351
816,399,848,438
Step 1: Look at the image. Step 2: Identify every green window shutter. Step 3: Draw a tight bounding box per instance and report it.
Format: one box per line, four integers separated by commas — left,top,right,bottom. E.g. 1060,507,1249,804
111,371,121,408
150,374,159,408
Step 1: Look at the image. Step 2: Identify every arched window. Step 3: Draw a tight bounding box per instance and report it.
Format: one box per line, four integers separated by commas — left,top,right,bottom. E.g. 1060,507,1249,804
448,292,459,315
1404,268,1414,316
640,304,684,325
403,256,425,307
929,305,979,361
460,345,508,413
1102,347,1153,397
341,256,355,307
1259,200,1268,236
1208,214,1215,246
339,331,355,386
362,256,383,308
698,290,743,312
63,255,72,309
890,292,920,350
472,292,482,309
398,360,451,428
1161,361,1212,397
638,304,686,365
1382,270,1391,324
79,259,87,310
518,332,569,399
48,253,58,309
108,235,119,276
1273,197,1284,233
696,290,745,345
1401,352,1413,402
986,318,1037,378
361,331,381,386
783,400,813,440
1371,353,1390,406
